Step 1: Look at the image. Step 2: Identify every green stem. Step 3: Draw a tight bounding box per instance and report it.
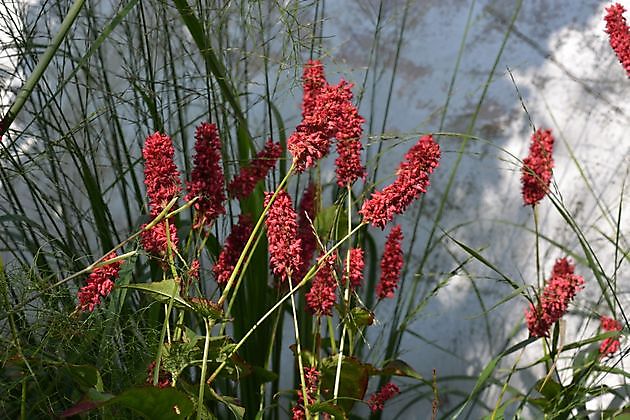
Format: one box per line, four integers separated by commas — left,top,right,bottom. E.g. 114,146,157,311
197,318,212,419
289,277,310,419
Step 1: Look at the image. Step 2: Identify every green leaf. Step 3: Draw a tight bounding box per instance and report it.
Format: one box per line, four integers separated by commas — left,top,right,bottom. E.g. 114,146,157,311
536,378,562,400
320,356,370,413
112,387,194,419
309,401,348,419
381,359,423,381
62,364,103,392
121,279,192,310
208,387,245,420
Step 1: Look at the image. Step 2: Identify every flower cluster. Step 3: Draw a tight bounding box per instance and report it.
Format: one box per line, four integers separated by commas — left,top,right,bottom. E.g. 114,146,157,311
525,258,585,337
140,220,179,259
288,61,365,178
600,315,623,356
605,3,630,77
360,135,440,229
292,367,320,420
143,132,181,215
146,361,172,389
377,225,404,299
367,382,400,412
185,122,226,228
521,128,555,206
296,184,318,283
228,139,282,199
345,247,365,289
265,190,302,283
305,253,337,316
212,215,254,286
77,253,123,312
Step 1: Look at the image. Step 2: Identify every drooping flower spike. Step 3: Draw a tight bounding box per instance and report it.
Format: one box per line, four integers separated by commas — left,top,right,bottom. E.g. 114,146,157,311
77,253,123,312
228,139,282,200
525,257,584,337
605,3,630,77
212,215,254,286
360,135,440,229
376,225,404,299
367,382,400,412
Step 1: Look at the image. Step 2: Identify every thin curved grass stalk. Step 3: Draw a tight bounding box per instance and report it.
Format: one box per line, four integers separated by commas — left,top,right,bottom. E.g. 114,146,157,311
490,346,526,419
289,277,310,419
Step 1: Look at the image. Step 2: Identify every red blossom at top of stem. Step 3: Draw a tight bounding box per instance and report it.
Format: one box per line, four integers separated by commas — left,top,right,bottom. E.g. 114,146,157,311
605,3,630,77
367,382,400,412
140,220,179,259
360,135,440,229
377,225,404,299
295,184,318,283
345,247,365,289
305,253,337,317
600,315,623,356
77,253,123,312
185,122,226,228
521,128,555,206
228,139,282,199
265,190,302,283
291,367,320,420
525,257,584,338
302,60,326,118
212,215,254,286
142,132,181,216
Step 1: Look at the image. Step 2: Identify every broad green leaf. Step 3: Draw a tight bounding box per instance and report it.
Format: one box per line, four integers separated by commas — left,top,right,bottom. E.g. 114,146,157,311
381,359,423,381
536,378,562,401
208,387,245,420
320,356,370,413
112,387,194,419
62,364,103,392
309,401,348,419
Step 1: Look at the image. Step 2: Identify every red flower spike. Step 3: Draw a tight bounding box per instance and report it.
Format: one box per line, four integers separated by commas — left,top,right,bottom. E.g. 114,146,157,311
305,253,337,317
212,215,254,286
345,247,365,289
142,132,181,216
605,3,630,77
185,122,226,228
521,128,554,206
360,135,440,229
292,367,320,420
228,140,282,199
140,221,179,258
525,257,584,337
600,315,623,356
302,60,326,119
377,225,404,299
296,184,318,283
77,253,123,312
265,190,302,283
367,382,400,412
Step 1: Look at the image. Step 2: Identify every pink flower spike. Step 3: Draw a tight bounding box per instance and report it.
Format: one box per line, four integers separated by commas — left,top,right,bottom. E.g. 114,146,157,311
142,132,181,216
185,122,226,229
377,225,404,299
521,128,554,206
525,258,584,337
77,253,123,312
305,253,337,317
360,135,440,229
367,382,400,412
265,190,302,283
345,247,365,289
228,139,282,199
599,315,623,356
302,60,326,119
605,3,630,77
212,215,254,286
296,184,318,283
140,220,179,258
291,367,320,420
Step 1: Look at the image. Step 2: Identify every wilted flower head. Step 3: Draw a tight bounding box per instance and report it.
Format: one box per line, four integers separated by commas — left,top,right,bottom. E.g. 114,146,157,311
525,258,584,337
228,139,282,199
600,315,623,356
185,122,226,228
143,132,181,216
305,253,337,316
265,190,302,283
212,215,254,286
367,382,400,412
521,128,554,206
605,3,630,77
360,135,440,229
77,253,123,312
377,225,404,299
